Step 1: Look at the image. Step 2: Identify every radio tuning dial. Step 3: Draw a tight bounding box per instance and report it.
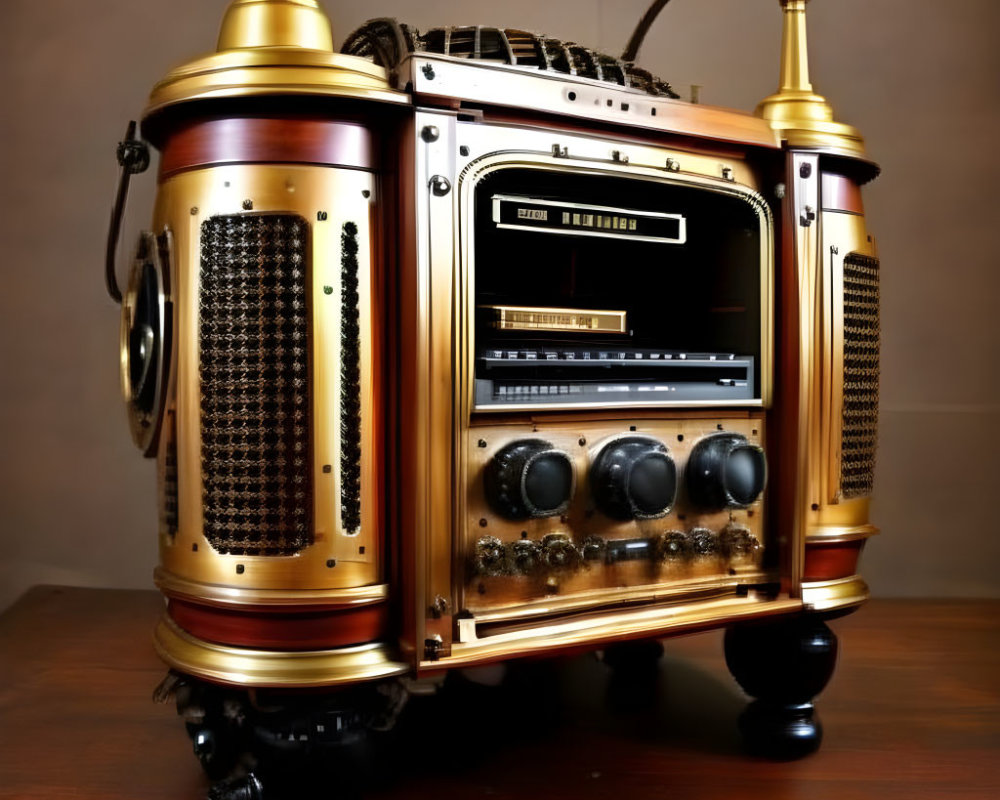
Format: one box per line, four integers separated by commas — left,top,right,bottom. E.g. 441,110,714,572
686,433,767,509
484,439,575,520
590,436,677,520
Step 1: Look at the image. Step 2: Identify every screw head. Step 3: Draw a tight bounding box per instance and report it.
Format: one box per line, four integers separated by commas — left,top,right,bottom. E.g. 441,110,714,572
421,125,440,143
242,199,253,210
422,63,435,80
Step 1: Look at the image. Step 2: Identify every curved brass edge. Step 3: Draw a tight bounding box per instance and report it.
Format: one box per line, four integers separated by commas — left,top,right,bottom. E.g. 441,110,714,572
153,614,409,688
805,523,880,544
433,595,804,671
800,576,870,613
154,567,388,609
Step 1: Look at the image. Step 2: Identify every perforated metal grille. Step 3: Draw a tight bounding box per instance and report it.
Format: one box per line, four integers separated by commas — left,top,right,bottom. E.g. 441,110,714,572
162,412,178,536
199,214,311,556
340,222,362,534
840,253,880,499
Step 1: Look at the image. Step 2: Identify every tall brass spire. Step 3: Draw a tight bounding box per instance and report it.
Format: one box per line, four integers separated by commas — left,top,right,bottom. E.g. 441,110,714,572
756,0,869,161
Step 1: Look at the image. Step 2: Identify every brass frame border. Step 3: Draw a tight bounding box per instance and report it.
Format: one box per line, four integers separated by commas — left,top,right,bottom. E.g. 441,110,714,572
431,593,803,670
153,614,407,688
457,153,775,418
804,523,879,544
154,567,388,609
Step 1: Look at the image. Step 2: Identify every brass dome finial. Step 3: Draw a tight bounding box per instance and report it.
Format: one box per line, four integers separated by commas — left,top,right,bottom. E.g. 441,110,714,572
217,0,334,52
756,0,869,161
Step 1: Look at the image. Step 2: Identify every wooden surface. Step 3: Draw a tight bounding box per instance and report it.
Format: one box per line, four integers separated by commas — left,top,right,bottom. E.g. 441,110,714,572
0,587,997,800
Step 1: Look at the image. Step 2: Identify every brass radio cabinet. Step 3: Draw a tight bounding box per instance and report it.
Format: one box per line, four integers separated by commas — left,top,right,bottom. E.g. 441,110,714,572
105,1,881,795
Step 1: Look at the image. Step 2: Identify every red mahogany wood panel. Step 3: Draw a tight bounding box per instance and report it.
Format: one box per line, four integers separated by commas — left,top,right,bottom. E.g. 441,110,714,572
158,116,378,177
803,538,866,581
1,586,998,800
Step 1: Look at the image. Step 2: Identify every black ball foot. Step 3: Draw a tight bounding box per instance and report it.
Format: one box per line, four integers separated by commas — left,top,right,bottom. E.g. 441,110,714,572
738,700,822,759
208,773,264,800
724,615,838,759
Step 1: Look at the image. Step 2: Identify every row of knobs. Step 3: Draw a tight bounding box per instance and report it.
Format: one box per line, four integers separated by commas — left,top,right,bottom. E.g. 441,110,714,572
484,433,765,521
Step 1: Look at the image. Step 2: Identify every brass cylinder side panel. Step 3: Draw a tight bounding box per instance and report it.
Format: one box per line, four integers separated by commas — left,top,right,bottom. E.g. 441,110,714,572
154,163,380,592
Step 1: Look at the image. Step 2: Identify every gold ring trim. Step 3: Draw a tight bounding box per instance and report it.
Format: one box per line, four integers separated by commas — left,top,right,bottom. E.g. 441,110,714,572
153,614,408,687
805,523,880,544
800,575,870,613
154,567,389,609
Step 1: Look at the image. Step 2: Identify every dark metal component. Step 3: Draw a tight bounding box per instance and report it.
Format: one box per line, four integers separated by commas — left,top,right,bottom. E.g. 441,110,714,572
208,774,265,800
508,539,541,575
725,616,839,758
105,121,150,304
622,0,674,62
340,222,363,534
199,214,311,556
242,199,253,210
653,530,691,560
317,211,328,221
430,595,451,619
551,143,569,158
590,436,677,520
799,162,813,179
581,535,606,562
472,535,506,576
840,254,880,499
688,528,718,556
685,432,767,510
478,439,488,448
429,175,452,196
460,145,470,156
540,533,582,571
719,524,761,559
800,204,816,227
424,637,443,660
484,439,574,520
421,125,440,142
341,20,679,98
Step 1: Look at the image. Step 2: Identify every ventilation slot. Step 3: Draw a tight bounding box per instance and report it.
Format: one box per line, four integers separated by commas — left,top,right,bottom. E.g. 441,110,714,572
840,253,880,499
340,222,363,534
199,214,312,556
161,410,178,536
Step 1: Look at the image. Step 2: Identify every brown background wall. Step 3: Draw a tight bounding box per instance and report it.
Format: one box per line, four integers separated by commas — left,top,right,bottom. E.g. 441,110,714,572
1,0,998,611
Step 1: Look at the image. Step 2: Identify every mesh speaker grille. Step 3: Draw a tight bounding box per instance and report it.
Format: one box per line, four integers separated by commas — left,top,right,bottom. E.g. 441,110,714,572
340,222,362,534
199,214,312,556
840,253,880,499
162,412,178,536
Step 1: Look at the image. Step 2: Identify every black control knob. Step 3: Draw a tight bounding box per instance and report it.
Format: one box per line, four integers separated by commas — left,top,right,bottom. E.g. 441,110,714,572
590,436,677,520
686,433,767,509
484,440,574,520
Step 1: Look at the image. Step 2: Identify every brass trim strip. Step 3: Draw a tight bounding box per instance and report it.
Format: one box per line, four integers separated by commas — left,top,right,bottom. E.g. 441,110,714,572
153,614,407,687
800,575,869,613
467,573,771,624
805,523,879,544
154,567,388,609
432,594,802,670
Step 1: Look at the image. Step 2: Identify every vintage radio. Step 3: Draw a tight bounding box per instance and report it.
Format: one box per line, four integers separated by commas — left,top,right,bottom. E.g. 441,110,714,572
106,0,880,795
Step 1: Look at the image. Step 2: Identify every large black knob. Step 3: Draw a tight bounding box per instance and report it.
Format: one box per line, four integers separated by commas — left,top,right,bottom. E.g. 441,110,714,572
484,439,574,519
590,436,677,520
686,433,767,509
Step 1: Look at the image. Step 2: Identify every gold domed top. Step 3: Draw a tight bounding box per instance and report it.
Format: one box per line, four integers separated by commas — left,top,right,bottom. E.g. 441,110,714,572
142,0,407,141
756,0,876,175
216,0,333,52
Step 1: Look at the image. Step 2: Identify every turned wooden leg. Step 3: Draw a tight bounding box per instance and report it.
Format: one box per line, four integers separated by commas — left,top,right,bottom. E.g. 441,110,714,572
724,615,838,759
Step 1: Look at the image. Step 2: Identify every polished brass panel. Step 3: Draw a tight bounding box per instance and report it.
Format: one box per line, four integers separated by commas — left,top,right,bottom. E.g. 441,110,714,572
154,164,379,592
429,593,803,670
756,1,871,165
461,415,768,615
153,614,407,687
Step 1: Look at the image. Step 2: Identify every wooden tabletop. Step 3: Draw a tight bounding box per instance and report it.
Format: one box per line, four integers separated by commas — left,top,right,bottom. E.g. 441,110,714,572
0,587,997,800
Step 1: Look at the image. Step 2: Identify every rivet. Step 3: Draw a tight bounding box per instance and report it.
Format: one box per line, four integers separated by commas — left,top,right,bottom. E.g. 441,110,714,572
677,434,684,441
811,503,820,511
236,564,245,575
242,199,253,210
359,546,365,554
421,125,440,143
323,286,333,295
189,207,198,215
578,437,586,446
459,145,470,157
361,190,371,199
317,211,328,221
326,559,336,568
478,439,487,448
191,543,198,552
629,425,637,432
775,183,786,199
422,63,435,80
479,518,488,528
322,464,332,473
